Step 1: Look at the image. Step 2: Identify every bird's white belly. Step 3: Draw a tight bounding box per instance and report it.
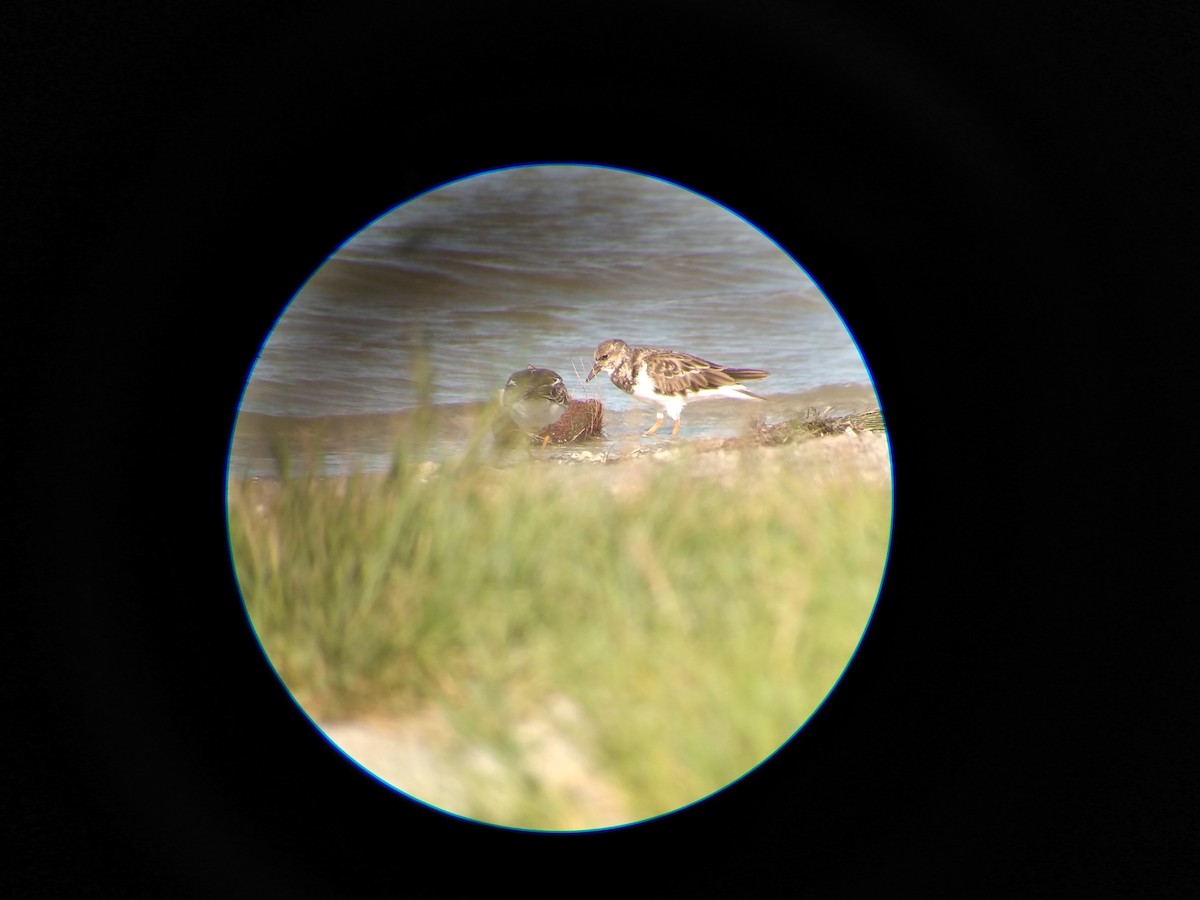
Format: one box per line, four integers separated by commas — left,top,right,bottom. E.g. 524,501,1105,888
627,370,677,419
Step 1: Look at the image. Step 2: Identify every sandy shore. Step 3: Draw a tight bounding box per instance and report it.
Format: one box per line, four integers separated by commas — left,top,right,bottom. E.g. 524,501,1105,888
230,431,892,537
317,695,631,830
537,427,891,481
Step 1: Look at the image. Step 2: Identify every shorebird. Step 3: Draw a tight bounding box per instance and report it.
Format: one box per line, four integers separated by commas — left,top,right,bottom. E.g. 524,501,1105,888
500,365,571,447
585,338,768,437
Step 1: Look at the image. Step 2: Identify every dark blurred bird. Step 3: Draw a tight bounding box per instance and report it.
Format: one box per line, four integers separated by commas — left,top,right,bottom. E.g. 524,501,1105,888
501,365,571,446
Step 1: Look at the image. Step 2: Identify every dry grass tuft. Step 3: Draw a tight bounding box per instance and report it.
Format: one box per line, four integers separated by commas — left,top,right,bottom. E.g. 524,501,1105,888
752,407,885,446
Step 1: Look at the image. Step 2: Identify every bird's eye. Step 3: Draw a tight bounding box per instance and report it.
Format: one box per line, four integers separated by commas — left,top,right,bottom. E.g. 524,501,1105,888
600,353,609,360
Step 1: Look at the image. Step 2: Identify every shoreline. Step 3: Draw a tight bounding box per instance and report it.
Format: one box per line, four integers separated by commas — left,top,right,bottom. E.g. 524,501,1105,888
228,383,882,474
229,430,892,515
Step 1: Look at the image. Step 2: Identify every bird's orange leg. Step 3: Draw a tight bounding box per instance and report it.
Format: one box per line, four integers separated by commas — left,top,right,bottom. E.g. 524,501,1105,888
670,416,681,437
643,415,665,436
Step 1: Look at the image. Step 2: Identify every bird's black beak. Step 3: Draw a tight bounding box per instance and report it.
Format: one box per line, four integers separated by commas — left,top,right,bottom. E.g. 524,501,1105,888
586,363,601,383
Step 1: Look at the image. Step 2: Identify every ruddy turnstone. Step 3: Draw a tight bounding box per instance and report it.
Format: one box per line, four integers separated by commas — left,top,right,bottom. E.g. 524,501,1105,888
501,365,571,446
586,339,768,437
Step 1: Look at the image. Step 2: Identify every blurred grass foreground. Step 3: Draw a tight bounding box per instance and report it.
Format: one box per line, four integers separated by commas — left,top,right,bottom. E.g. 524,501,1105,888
227,417,892,830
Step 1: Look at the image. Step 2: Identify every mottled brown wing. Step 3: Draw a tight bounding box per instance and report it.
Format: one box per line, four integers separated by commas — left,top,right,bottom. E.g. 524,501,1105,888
721,367,770,383
645,350,768,394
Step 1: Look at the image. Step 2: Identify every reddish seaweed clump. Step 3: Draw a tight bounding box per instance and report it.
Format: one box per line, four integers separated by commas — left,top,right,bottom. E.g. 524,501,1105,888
539,399,605,444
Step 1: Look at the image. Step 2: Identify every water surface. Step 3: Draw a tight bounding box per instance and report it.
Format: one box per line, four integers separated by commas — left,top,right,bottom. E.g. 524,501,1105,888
231,165,879,475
